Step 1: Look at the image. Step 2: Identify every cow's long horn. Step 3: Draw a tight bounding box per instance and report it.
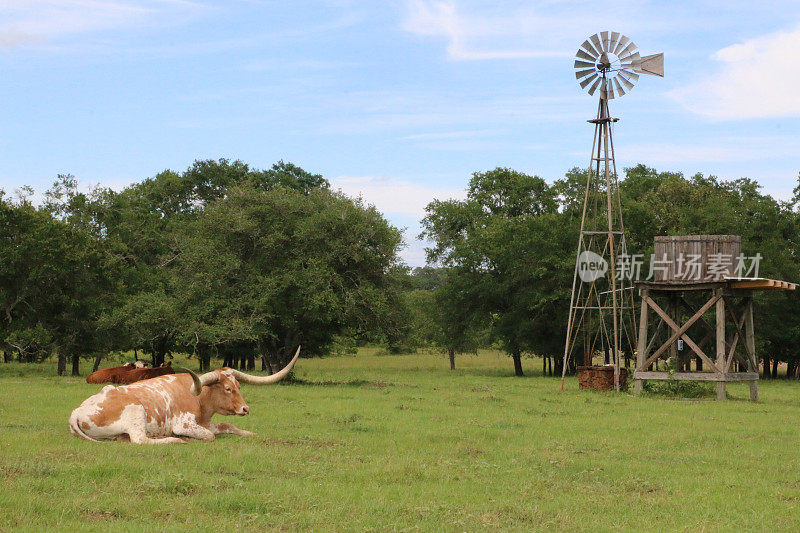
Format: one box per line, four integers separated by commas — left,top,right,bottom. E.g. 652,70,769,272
229,346,301,385
183,367,221,395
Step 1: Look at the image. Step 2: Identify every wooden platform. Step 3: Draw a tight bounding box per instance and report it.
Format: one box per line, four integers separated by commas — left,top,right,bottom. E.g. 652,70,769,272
631,277,796,401
635,278,796,292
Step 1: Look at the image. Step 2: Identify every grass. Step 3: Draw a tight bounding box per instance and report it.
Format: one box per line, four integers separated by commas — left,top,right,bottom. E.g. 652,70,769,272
2,348,800,531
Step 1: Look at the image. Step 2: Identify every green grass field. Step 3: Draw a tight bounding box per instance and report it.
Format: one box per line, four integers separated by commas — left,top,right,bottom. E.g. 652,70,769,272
2,349,800,531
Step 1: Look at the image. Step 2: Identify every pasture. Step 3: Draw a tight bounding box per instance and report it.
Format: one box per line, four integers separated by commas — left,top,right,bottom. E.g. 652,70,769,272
2,349,800,531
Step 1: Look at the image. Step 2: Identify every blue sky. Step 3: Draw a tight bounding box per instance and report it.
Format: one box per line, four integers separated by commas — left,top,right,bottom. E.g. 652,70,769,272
1,1,799,265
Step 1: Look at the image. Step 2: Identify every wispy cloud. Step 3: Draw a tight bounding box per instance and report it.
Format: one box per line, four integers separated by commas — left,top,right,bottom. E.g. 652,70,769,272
0,0,206,49
672,23,800,119
401,0,570,60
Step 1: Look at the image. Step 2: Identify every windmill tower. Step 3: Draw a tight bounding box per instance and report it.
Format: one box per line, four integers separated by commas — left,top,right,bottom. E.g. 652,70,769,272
561,32,664,391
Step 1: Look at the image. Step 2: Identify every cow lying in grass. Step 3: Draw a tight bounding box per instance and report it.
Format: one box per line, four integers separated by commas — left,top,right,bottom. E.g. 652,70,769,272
86,361,149,384
69,347,300,444
112,362,175,384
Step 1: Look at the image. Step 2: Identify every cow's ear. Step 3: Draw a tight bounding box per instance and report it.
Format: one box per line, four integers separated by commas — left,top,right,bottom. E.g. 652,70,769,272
166,361,172,367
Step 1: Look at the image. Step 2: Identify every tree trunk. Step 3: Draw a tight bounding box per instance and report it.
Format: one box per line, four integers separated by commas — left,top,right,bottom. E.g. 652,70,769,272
449,349,455,370
57,353,67,376
762,354,770,379
3,350,10,363
92,355,103,372
603,344,610,365
512,350,524,377
71,354,80,376
772,359,779,379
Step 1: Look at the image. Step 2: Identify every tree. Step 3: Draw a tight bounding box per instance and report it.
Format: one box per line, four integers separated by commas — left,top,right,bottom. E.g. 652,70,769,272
172,183,404,369
0,195,114,375
422,167,567,376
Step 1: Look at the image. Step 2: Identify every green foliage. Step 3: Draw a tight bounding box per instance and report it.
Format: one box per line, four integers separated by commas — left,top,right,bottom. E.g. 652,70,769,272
0,194,116,373
421,167,571,374
173,183,403,361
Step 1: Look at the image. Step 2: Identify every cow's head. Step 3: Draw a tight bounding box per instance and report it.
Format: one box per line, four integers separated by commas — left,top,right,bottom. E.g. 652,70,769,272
182,347,301,417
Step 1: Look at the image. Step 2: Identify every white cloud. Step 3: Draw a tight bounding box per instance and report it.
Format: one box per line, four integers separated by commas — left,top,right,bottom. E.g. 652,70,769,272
331,175,466,266
401,0,570,60
0,0,205,48
673,24,800,119
331,175,465,218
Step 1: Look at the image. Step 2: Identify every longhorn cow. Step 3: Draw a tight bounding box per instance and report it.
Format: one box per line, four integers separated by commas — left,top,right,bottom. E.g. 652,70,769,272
69,347,300,444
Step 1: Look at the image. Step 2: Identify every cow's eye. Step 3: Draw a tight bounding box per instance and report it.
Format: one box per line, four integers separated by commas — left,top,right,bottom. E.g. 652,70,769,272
224,386,231,393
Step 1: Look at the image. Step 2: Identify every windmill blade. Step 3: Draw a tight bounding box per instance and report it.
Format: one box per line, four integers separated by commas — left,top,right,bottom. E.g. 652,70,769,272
620,51,640,66
618,42,637,59
590,34,603,54
619,69,639,82
613,35,630,55
633,53,664,77
574,60,595,69
587,77,602,96
576,49,596,62
610,32,620,50
613,77,625,97
601,31,610,51
581,40,600,58
575,68,595,80
579,73,598,89
617,74,635,91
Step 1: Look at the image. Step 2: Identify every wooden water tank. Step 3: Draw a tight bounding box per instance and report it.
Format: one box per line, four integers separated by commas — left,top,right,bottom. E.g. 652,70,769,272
653,235,741,283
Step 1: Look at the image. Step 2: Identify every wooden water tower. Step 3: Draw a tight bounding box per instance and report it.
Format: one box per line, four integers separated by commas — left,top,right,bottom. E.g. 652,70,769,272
633,235,796,400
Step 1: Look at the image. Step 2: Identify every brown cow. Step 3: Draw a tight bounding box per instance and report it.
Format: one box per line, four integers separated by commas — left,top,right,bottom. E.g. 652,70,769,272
86,361,151,384
69,347,300,444
113,362,175,384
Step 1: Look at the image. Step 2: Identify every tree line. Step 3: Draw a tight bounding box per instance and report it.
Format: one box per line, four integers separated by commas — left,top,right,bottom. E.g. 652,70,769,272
1,160,405,374
2,159,799,378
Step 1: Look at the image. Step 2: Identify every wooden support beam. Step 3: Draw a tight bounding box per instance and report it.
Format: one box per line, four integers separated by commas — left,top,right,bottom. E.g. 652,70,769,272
716,290,726,400
633,371,759,382
745,297,759,402
634,288,649,394
643,319,664,364
641,294,721,372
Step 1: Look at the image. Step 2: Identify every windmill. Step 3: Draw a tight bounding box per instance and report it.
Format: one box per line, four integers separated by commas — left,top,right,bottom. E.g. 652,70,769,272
561,32,664,391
